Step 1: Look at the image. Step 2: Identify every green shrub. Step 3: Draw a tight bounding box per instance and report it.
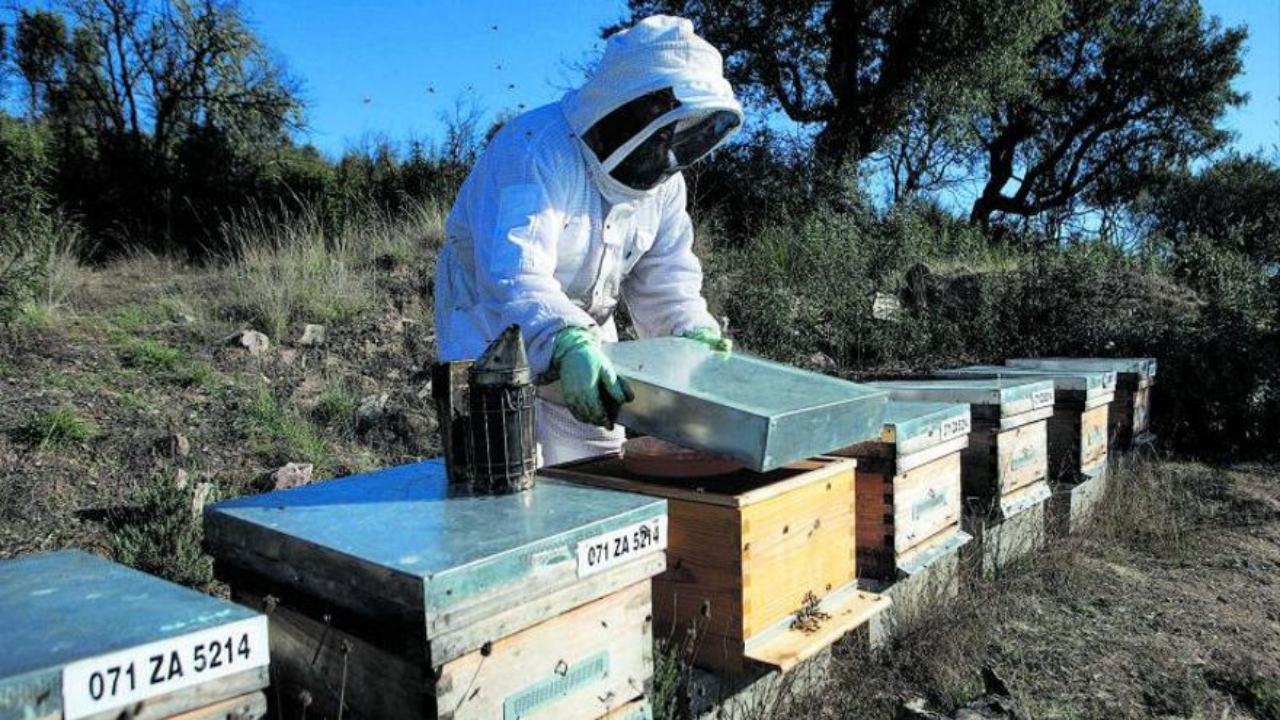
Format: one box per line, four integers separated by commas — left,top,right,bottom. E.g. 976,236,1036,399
110,472,215,589
707,199,1278,459
242,385,330,470
0,116,55,326
312,386,358,438
14,406,95,447
121,338,184,371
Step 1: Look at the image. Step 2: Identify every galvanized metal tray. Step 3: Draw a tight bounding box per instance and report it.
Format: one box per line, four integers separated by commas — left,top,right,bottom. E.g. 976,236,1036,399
934,365,1116,407
205,458,667,665
1005,357,1157,386
541,338,887,472
879,401,973,457
867,377,1056,422
0,550,268,720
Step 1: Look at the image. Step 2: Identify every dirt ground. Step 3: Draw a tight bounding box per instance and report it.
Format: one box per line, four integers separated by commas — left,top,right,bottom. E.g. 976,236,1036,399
775,460,1280,720
1,257,1277,719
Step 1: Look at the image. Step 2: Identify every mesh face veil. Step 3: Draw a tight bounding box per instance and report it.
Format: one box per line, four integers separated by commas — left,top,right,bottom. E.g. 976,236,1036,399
582,88,742,191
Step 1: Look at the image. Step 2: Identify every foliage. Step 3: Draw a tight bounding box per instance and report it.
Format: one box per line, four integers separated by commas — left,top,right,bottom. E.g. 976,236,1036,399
0,115,55,326
1146,154,1280,268
969,0,1247,227
110,472,215,589
242,385,330,470
624,0,1061,177
707,198,1278,459
15,406,96,447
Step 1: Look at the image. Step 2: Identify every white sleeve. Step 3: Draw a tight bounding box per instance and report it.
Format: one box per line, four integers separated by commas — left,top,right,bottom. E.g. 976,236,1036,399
622,173,718,339
472,150,597,376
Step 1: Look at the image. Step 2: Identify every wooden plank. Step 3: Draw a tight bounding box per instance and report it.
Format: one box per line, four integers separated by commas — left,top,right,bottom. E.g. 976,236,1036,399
997,420,1048,495
891,453,963,555
650,500,745,673
602,697,654,719
1132,386,1151,435
238,583,653,720
739,464,857,639
234,589,429,720
853,466,893,580
544,457,854,509
1078,403,1110,474
895,435,969,474
165,691,267,720
742,586,889,672
435,581,653,720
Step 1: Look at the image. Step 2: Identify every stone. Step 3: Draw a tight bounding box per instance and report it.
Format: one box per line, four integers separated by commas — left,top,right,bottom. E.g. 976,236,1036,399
297,323,326,347
224,329,270,356
173,468,189,490
356,393,389,429
897,698,950,720
278,349,299,366
808,352,837,373
191,481,213,518
387,409,439,455
171,433,191,458
269,462,314,491
289,375,326,412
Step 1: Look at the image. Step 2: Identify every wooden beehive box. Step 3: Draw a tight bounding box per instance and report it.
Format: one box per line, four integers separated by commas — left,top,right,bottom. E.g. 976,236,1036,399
204,459,668,720
543,456,889,675
1006,357,1156,449
832,401,974,580
867,379,1055,520
0,550,269,720
935,366,1116,483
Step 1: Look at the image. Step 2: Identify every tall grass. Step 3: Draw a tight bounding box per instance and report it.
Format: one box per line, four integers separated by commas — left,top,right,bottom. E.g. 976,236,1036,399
213,200,445,339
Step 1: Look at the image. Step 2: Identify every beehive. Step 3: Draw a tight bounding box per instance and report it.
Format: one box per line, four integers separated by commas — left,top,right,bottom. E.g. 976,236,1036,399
0,551,269,720
1006,357,1156,449
833,401,974,579
204,459,668,720
935,366,1116,483
543,456,889,675
867,379,1055,520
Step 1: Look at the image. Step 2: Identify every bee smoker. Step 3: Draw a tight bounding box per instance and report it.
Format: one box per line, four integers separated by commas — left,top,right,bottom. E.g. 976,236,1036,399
432,325,537,494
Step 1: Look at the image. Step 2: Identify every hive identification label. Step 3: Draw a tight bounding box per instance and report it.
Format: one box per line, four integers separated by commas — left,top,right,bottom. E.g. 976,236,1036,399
577,516,667,578
1031,388,1055,409
938,415,971,442
61,615,268,719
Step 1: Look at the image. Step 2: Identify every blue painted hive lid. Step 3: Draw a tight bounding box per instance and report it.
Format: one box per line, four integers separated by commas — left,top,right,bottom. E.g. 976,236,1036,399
868,377,1056,418
879,401,972,455
0,550,265,719
204,459,667,650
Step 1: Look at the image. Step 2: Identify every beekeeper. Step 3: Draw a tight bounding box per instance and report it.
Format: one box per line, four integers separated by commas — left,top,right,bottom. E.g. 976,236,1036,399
435,15,742,466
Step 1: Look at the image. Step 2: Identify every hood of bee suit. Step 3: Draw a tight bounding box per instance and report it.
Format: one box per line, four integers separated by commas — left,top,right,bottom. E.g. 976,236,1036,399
561,15,744,202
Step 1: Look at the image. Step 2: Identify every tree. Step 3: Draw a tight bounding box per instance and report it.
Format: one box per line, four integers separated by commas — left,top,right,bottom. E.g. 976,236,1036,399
1148,154,1280,267
968,0,1245,228
13,0,302,250
14,10,68,117
622,0,1061,176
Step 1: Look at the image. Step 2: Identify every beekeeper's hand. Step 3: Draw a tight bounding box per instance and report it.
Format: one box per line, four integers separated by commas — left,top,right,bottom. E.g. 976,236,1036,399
552,327,634,428
680,326,732,353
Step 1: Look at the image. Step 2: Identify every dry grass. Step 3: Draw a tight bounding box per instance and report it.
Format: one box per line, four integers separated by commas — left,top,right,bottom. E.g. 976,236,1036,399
210,202,445,339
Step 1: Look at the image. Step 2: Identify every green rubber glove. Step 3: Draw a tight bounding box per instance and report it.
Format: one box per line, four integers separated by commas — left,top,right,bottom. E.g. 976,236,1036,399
680,326,733,353
551,327,634,428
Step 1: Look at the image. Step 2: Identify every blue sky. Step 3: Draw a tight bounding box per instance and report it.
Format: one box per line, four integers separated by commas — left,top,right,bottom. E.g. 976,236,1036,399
251,0,1279,160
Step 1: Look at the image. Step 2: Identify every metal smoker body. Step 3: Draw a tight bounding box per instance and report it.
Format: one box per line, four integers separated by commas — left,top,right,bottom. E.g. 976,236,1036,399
433,325,537,494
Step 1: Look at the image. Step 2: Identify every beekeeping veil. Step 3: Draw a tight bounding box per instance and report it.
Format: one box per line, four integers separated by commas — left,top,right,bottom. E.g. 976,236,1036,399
561,15,744,197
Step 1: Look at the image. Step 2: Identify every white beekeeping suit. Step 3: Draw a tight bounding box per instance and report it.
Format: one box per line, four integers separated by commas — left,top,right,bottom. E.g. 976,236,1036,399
434,15,743,466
